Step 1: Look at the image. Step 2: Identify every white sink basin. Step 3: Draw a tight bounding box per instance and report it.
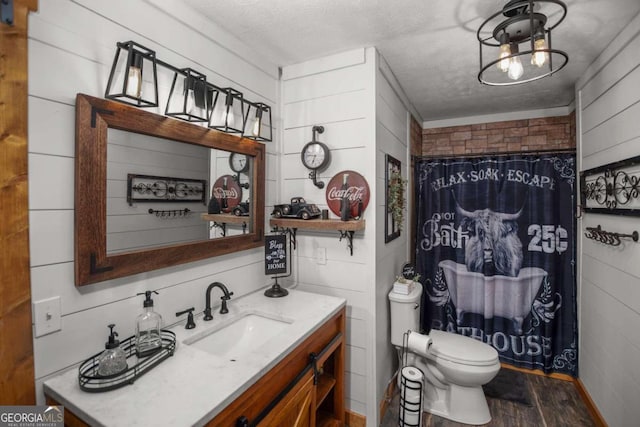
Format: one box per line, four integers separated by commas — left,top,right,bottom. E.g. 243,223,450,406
183,312,293,359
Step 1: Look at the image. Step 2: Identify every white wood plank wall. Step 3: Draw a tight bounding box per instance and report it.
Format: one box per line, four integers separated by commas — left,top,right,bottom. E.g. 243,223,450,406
27,0,279,403
576,11,640,427
281,48,377,420
374,54,411,418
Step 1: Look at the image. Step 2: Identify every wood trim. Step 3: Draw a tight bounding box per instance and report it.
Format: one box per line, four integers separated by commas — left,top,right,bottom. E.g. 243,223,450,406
500,362,574,382
74,94,266,286
574,378,608,427
345,409,366,427
0,0,38,405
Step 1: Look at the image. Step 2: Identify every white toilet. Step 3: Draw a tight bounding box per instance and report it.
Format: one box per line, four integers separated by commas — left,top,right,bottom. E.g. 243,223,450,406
389,282,500,425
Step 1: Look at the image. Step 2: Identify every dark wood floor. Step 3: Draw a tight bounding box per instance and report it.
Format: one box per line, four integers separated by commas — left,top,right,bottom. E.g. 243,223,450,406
380,369,595,427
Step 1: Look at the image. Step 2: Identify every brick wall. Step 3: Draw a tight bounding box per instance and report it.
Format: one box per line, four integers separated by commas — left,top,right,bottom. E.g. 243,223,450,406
421,111,576,156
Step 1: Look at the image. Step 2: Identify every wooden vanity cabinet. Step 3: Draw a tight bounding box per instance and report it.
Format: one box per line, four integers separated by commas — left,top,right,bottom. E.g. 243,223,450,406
207,306,346,427
46,307,345,427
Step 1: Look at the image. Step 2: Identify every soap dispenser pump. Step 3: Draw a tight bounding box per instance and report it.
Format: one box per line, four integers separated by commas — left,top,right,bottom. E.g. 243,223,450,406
97,324,128,377
135,290,163,358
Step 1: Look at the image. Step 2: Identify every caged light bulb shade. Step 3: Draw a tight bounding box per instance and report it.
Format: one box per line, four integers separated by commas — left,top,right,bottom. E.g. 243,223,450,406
531,37,549,67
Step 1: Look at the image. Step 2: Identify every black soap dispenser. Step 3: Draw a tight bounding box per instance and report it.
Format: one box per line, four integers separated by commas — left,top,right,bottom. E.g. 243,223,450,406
97,324,128,377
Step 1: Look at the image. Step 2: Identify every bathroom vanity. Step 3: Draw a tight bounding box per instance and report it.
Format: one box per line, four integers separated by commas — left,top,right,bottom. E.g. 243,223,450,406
44,289,346,427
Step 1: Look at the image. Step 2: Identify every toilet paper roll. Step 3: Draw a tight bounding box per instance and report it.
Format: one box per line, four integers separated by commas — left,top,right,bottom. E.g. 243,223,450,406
407,331,432,356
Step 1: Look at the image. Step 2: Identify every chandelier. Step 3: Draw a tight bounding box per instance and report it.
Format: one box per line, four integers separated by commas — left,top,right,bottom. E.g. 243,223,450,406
477,0,568,86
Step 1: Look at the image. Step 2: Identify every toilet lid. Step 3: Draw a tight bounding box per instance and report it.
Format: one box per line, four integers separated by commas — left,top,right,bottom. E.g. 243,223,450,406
429,330,498,366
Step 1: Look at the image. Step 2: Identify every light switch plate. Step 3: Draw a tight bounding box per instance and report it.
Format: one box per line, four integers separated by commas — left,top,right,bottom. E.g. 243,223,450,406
33,296,61,337
316,247,327,265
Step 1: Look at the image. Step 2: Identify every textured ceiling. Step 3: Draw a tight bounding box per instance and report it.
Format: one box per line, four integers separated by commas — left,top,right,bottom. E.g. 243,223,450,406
181,0,640,122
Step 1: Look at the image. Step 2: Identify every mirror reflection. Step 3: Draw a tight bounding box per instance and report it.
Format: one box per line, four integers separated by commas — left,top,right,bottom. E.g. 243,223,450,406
106,128,253,254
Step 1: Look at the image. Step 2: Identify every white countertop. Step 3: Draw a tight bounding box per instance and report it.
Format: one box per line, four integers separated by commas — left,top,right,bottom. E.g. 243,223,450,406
44,288,346,427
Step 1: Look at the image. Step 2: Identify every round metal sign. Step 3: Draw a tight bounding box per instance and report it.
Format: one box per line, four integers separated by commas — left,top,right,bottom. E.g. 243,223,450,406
325,170,370,219
212,174,242,212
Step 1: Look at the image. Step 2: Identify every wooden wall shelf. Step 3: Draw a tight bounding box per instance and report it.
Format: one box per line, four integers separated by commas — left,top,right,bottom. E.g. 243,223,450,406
201,213,249,236
269,218,365,255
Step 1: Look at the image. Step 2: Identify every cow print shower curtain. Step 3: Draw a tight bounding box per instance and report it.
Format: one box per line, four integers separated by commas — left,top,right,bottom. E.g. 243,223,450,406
415,153,578,376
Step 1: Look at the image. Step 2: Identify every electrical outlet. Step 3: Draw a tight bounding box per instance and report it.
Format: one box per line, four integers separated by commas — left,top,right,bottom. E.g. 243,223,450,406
33,296,61,338
316,247,327,265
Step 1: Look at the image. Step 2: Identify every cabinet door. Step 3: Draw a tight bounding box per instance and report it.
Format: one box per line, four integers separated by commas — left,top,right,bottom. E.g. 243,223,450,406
257,370,316,427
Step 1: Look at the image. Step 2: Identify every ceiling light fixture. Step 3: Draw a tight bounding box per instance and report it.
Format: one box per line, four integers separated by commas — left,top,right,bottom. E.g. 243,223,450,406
477,0,568,86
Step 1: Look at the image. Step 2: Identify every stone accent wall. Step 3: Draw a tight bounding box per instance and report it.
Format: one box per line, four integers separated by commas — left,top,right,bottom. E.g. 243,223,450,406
410,115,422,157
421,111,576,156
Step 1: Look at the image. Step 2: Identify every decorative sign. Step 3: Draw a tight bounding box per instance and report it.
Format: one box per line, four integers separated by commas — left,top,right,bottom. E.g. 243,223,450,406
580,154,640,216
401,263,416,280
325,170,370,219
212,174,242,213
127,174,206,206
265,234,287,275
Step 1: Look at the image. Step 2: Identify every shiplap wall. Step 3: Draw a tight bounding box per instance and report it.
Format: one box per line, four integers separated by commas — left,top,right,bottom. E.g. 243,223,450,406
281,47,377,421
27,0,278,403
576,11,640,427
374,56,411,415
281,48,414,426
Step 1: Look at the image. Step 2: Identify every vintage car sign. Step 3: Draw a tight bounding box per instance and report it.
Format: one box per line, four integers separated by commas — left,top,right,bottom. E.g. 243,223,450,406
325,170,370,219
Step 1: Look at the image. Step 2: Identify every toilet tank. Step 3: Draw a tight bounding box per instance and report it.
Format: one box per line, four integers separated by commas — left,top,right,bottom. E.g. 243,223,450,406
388,282,423,347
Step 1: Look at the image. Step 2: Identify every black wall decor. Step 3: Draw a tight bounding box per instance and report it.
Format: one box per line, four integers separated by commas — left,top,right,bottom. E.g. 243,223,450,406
580,154,640,216
127,174,206,206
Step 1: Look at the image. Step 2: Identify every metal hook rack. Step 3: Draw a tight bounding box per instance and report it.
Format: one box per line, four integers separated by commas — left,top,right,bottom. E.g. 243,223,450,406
148,208,191,217
584,225,639,246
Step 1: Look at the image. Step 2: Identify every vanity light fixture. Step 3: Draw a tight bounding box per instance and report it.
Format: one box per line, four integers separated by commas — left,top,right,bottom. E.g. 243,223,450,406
477,0,568,86
244,102,272,142
165,68,210,122
105,41,159,107
105,40,272,140
208,87,246,134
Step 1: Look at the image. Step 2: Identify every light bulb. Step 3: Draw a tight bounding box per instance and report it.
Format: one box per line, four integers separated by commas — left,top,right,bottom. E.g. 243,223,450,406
125,65,142,98
497,43,511,72
185,88,195,114
508,56,524,80
226,110,235,128
531,38,549,67
251,108,263,137
251,117,261,136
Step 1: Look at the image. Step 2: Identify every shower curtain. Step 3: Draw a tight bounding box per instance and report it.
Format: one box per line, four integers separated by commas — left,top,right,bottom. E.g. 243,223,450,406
414,153,577,376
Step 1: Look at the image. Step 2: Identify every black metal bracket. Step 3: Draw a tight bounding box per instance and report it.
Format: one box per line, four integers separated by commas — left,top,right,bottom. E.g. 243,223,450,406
90,253,114,275
271,226,297,250
1,0,13,26
339,230,355,256
233,173,250,189
148,208,191,217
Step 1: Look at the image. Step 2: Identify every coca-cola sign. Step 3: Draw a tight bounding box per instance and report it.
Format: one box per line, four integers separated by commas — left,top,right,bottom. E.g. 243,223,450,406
212,174,242,212
325,170,370,219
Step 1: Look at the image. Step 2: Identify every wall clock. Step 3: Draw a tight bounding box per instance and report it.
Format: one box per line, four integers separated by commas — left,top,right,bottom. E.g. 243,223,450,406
229,152,249,173
229,152,250,189
301,125,330,188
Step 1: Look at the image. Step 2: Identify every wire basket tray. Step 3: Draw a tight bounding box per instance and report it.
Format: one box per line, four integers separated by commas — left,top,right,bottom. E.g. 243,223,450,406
78,330,176,393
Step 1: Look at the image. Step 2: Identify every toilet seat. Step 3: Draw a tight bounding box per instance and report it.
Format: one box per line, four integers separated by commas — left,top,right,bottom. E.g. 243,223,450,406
428,330,499,366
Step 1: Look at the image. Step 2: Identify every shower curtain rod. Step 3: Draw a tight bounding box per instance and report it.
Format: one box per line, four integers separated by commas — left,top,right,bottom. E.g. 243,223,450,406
413,148,576,161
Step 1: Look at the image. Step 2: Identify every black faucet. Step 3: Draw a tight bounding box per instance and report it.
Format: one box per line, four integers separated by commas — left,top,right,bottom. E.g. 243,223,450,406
203,282,233,321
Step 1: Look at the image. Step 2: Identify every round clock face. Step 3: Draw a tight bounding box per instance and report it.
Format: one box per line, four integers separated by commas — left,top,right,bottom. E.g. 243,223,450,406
301,142,330,170
229,153,249,173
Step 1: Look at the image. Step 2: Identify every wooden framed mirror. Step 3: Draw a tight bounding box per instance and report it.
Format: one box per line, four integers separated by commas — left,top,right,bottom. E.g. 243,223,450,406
75,94,265,286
